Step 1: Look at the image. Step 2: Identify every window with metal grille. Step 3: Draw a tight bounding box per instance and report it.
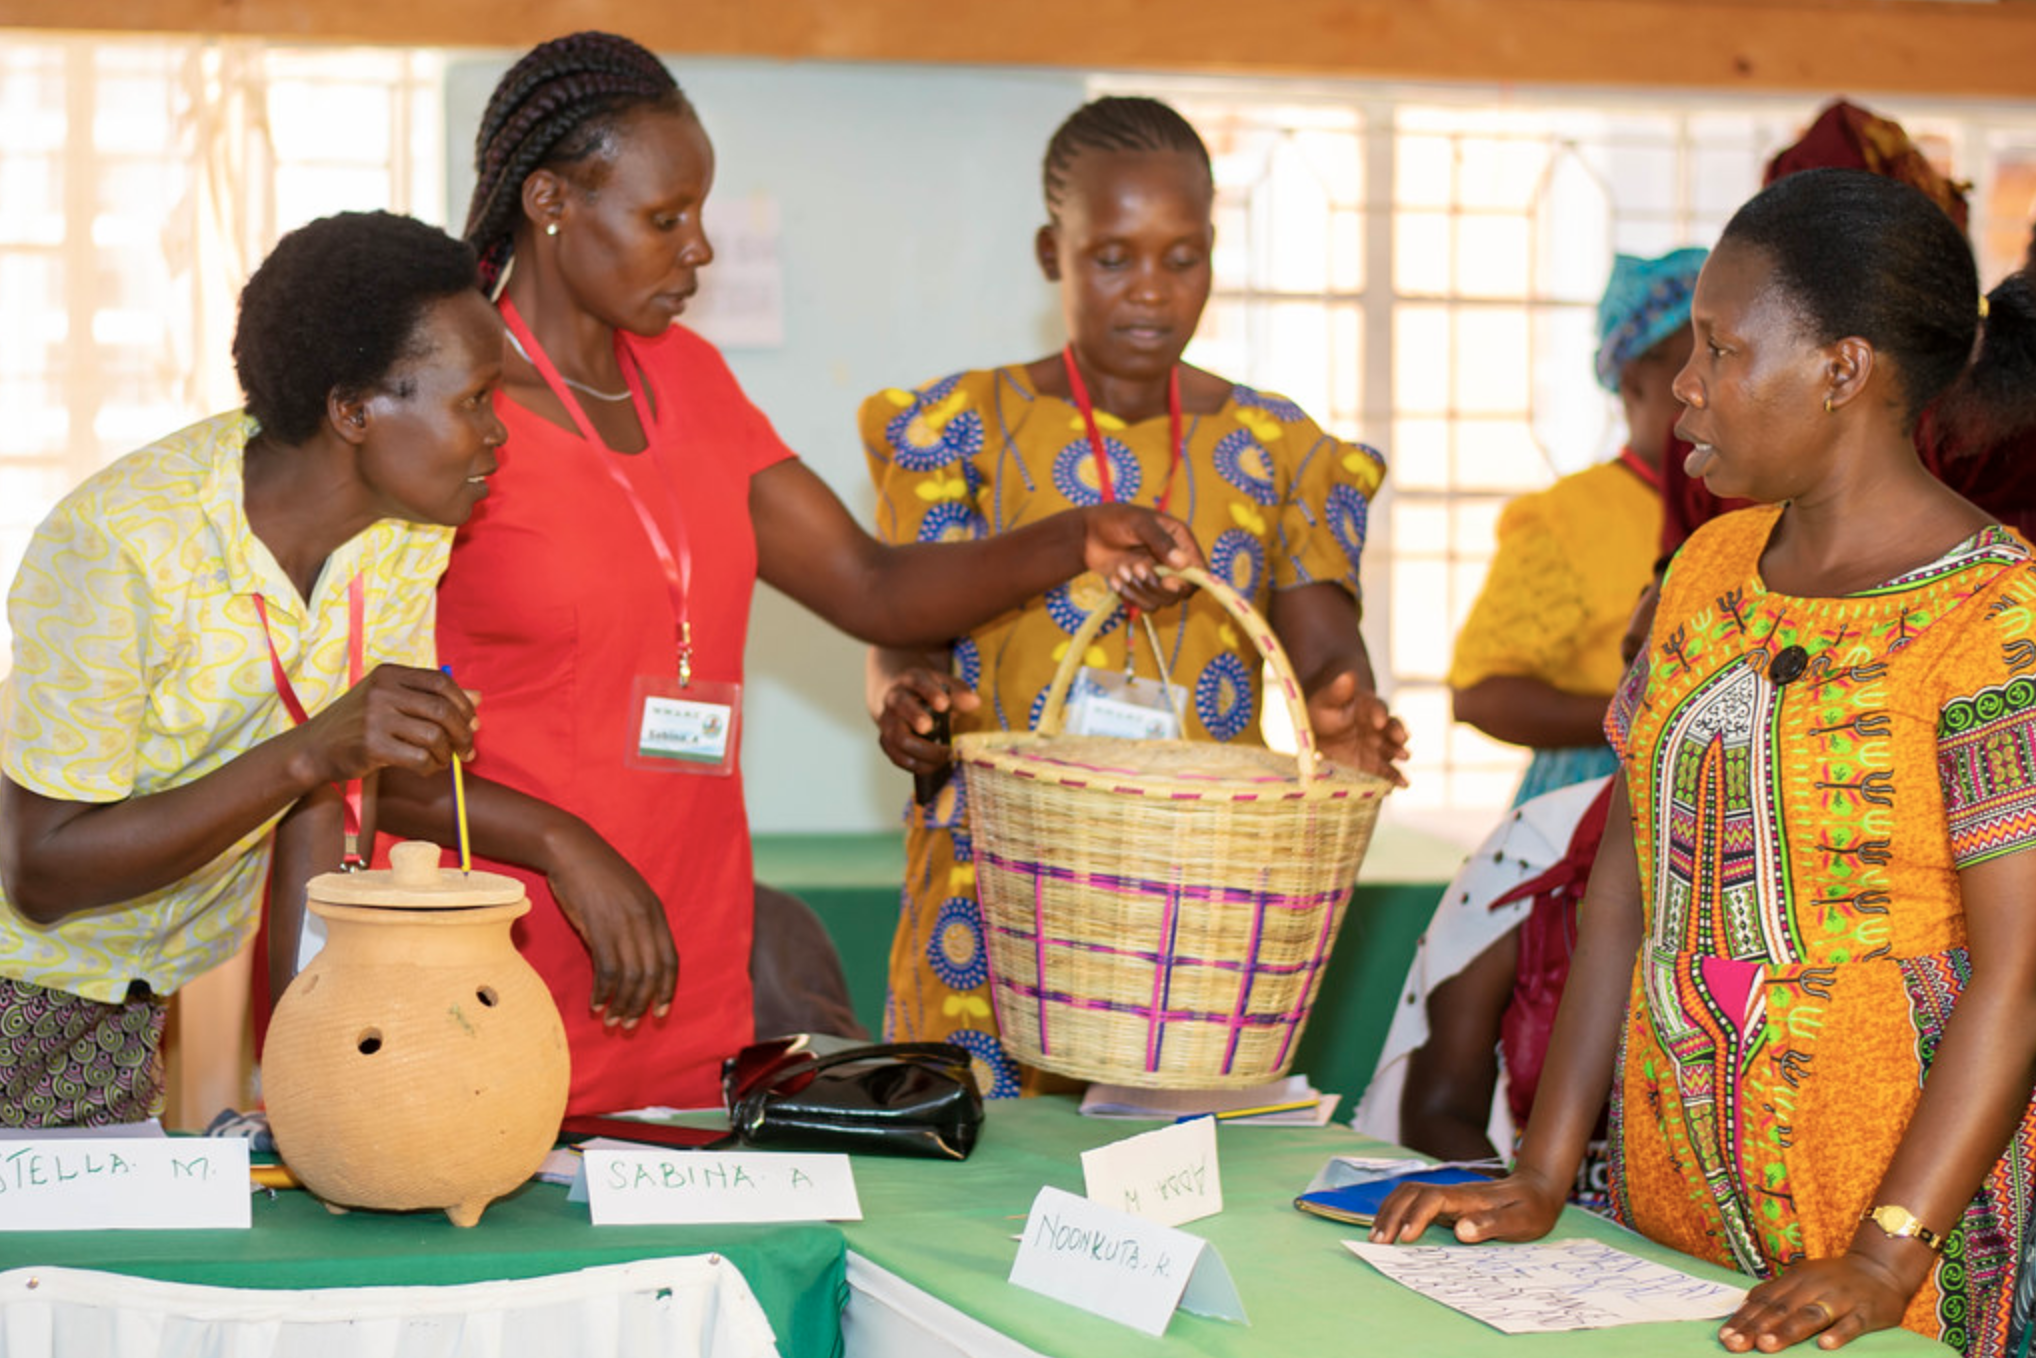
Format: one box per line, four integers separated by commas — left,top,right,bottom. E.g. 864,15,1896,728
1110,79,2036,836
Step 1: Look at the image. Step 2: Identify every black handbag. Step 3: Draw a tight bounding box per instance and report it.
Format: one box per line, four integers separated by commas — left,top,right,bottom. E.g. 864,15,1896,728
721,1034,984,1160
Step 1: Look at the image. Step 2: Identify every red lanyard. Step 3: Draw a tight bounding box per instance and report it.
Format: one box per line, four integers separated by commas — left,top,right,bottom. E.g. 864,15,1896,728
254,574,366,868
1060,345,1182,514
501,299,697,685
1616,445,1662,491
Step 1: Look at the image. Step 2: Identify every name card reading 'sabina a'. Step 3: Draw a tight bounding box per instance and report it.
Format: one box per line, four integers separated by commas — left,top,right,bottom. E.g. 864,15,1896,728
0,1138,252,1230
582,1149,862,1225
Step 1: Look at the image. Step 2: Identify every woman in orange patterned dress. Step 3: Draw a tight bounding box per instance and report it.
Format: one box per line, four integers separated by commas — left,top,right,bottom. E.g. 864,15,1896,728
1373,169,2036,1355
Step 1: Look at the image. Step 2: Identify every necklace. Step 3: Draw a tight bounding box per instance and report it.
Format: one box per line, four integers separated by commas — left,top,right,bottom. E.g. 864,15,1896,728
504,328,632,402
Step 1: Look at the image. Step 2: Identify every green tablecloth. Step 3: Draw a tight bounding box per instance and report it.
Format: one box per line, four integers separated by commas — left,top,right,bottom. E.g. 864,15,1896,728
836,1097,1954,1357
0,1176,845,1358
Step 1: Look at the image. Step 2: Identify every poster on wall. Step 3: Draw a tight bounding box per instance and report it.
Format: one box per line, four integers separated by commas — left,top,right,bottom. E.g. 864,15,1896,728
687,192,785,349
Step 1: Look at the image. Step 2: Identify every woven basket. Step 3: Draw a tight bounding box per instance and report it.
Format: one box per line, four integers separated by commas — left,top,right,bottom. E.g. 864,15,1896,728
955,566,1391,1089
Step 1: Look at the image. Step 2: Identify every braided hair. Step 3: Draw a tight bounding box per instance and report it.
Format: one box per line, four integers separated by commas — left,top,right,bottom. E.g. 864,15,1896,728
465,31,691,289
1042,96,1212,223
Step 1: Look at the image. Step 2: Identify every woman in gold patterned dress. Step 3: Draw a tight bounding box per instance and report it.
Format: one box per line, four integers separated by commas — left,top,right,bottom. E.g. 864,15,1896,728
861,96,1406,1094
1373,169,2036,1355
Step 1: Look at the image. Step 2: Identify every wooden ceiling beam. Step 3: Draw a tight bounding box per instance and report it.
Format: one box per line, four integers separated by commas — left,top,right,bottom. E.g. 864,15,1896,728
2,0,2029,99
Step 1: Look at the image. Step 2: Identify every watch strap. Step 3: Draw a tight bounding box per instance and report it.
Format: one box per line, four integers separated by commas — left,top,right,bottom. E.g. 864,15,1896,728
1862,1204,1944,1253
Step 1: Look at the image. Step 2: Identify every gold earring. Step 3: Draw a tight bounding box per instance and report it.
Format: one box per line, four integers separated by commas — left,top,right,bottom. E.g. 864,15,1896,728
1823,395,1834,415
545,221,559,237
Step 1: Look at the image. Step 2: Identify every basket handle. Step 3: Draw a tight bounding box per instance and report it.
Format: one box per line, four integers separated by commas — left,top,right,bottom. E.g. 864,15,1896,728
1034,565,1321,785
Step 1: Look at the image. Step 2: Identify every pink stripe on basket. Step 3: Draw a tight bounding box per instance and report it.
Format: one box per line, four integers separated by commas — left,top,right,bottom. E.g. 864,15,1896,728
981,850,1339,912
1274,877,1345,1070
1221,877,1271,1074
1032,866,1051,1057
1145,886,1181,1073
990,978,1313,1031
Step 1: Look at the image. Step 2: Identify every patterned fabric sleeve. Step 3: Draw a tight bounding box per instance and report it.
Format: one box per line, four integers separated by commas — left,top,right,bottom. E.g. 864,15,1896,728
860,372,990,550
1448,491,1590,691
1249,391,1384,600
3,496,150,803
1937,564,2036,869
364,526,453,671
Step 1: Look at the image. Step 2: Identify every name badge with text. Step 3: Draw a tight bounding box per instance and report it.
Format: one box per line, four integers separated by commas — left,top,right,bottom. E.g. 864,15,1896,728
627,677,740,776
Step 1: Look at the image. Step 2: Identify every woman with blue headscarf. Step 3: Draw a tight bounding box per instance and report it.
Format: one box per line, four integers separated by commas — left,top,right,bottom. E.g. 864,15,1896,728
1449,246,1706,805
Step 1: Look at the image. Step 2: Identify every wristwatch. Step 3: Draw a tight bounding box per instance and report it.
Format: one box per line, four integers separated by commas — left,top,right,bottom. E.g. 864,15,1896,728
1862,1204,1944,1252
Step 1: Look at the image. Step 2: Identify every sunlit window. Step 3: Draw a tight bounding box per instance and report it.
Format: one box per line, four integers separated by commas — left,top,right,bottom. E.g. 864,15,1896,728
1120,78,2036,836
0,35,443,667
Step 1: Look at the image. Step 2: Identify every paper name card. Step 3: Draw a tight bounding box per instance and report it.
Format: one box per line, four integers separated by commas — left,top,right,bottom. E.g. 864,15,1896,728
1080,1115,1221,1227
583,1150,861,1225
0,1138,251,1230
1009,1185,1246,1336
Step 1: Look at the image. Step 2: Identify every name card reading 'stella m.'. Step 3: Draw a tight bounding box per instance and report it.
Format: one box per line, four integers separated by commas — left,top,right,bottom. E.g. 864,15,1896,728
0,1138,252,1230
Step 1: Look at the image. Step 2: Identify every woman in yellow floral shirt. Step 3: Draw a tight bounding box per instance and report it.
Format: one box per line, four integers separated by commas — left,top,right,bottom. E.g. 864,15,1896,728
862,96,1405,1094
0,213,496,1126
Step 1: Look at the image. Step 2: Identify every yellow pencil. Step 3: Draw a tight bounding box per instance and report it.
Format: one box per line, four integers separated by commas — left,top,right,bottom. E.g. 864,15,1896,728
450,754,472,873
442,664,473,873
249,1163,302,1190
1177,1098,1320,1124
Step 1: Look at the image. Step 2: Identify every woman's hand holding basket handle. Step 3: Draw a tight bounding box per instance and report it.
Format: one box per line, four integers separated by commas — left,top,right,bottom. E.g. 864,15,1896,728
1307,671,1410,786
1079,505,1204,613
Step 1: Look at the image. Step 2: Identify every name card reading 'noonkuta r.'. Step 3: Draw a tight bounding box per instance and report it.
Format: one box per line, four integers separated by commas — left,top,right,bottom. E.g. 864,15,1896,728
1080,1115,1221,1227
582,1150,862,1225
0,1138,251,1230
1008,1185,1246,1336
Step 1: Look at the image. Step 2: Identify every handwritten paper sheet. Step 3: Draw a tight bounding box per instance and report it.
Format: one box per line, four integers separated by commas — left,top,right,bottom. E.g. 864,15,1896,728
1344,1238,1746,1333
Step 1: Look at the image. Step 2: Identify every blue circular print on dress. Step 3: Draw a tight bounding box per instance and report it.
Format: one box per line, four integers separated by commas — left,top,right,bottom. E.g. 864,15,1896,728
1195,652,1255,741
945,1028,1022,1099
885,376,984,471
1213,429,1279,505
1027,682,1056,732
1051,436,1141,508
916,501,987,545
1044,576,1125,640
927,896,991,990
1326,482,1370,564
1208,528,1266,598
1232,385,1307,423
952,637,982,691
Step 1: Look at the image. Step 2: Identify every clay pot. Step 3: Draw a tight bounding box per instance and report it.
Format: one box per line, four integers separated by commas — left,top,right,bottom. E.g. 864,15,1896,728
264,841,569,1227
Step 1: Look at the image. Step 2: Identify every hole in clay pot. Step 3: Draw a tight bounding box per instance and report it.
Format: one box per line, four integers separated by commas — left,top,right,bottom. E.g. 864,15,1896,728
476,986,499,1007
357,1029,383,1055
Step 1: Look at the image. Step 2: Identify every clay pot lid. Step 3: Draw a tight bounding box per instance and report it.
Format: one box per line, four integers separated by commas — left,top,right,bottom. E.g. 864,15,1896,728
306,840,525,909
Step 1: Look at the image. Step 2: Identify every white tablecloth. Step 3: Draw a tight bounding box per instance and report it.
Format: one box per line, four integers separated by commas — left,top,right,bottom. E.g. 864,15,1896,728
0,1255,779,1358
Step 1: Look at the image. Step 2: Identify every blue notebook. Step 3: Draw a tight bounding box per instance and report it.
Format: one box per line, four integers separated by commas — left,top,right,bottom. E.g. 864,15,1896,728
1293,1165,1490,1226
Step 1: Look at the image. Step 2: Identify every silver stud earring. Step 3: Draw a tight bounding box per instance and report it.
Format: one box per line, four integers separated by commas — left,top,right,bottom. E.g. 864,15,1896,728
545,222,559,238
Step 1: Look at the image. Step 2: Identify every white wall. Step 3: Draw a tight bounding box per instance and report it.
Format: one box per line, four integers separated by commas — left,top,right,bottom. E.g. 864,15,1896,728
447,56,1087,832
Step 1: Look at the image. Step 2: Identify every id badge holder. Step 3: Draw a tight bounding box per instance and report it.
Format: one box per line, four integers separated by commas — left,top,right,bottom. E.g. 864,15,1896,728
1063,613,1185,741
626,673,741,776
